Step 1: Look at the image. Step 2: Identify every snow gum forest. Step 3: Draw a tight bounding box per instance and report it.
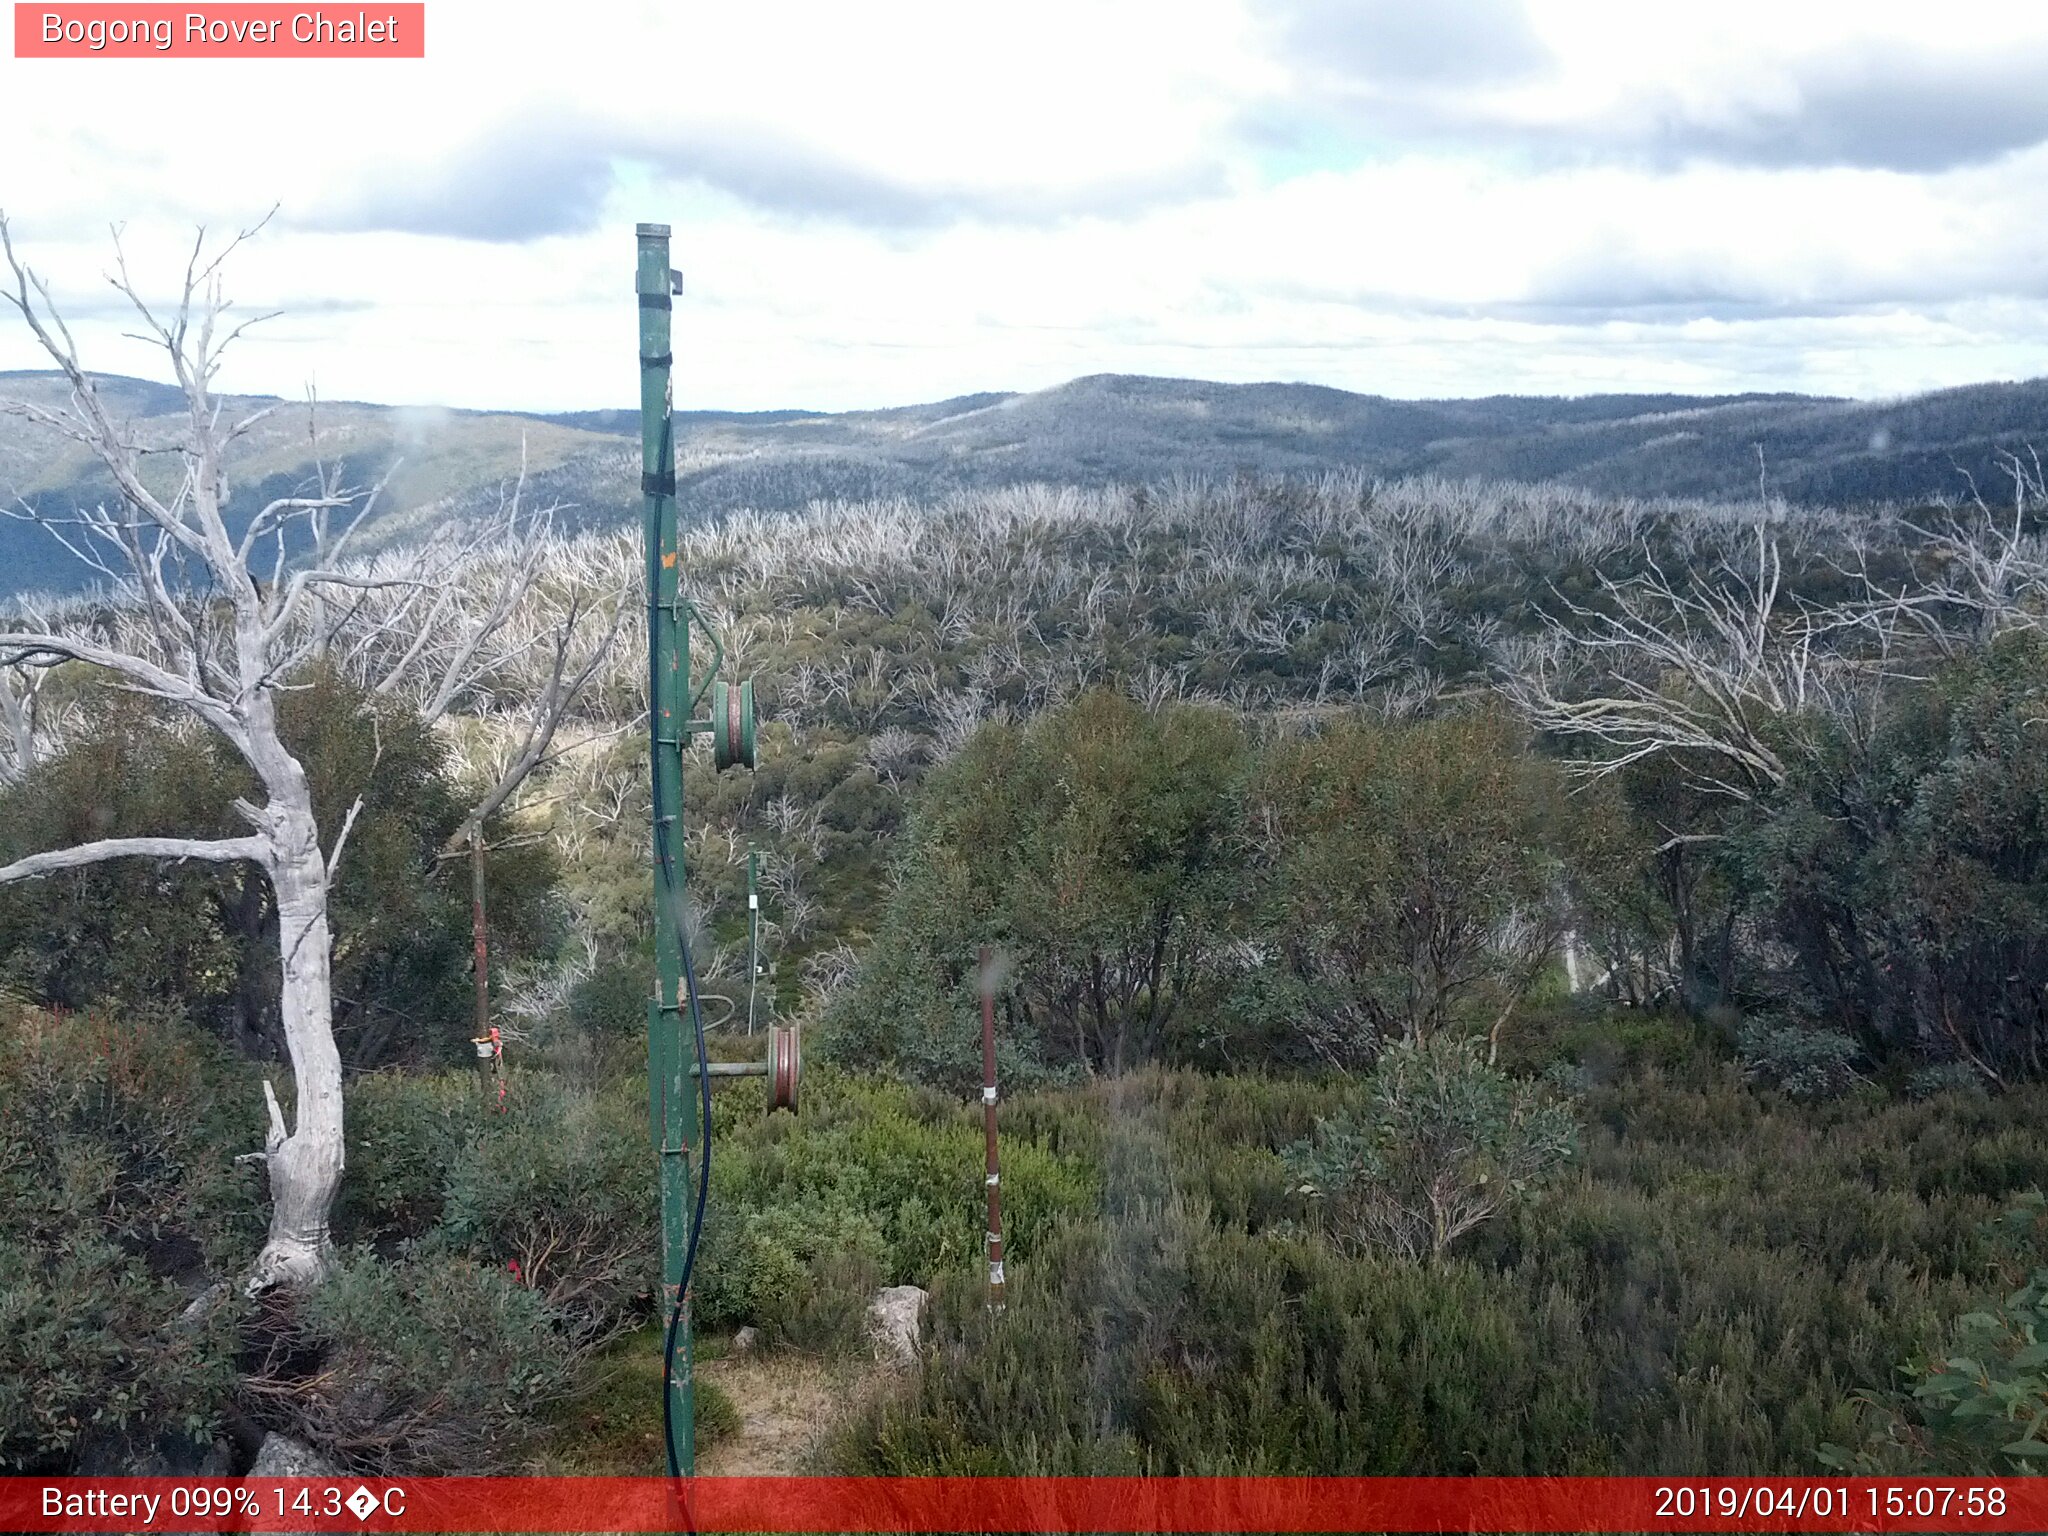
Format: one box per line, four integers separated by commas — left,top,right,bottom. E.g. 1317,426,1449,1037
4,237,2048,1481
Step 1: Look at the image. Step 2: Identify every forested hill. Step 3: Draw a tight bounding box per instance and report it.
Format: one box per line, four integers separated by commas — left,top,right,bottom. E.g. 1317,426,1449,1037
5,368,2048,597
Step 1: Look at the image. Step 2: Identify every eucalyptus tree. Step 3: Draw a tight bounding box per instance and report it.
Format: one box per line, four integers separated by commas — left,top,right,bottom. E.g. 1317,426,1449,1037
0,217,619,1294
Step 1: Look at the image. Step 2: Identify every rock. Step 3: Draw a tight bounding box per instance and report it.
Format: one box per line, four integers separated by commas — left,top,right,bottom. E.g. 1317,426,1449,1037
866,1284,928,1365
732,1325,761,1353
177,1281,231,1327
250,1432,339,1477
74,1429,234,1536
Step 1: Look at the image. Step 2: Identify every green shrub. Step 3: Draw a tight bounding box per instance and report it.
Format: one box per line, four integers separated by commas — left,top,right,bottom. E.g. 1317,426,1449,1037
837,1198,1604,1475
1908,1291,2048,1463
1825,1193,2048,1473
1244,707,1569,1057
677,1067,1101,1357
1906,1062,1990,1102
0,704,235,1021
0,1232,239,1472
706,1067,1097,1289
1739,1018,1863,1102
824,691,1246,1082
0,1003,254,1471
243,1249,579,1474
338,1067,658,1347
535,1318,737,1472
0,675,563,1069
435,1076,656,1348
836,1043,2048,1477
335,1070,494,1244
0,1001,264,1269
1734,632,2048,1079
694,1376,742,1446
695,1200,886,1353
1283,1034,1578,1260
568,948,650,1040
1503,1004,1718,1083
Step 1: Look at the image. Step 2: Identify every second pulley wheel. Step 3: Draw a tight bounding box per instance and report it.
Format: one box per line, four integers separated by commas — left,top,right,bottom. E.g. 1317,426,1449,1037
767,1023,799,1113
712,678,756,771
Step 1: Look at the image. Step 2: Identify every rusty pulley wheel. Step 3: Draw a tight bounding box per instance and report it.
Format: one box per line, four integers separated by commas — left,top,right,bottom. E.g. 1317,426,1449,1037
767,1023,800,1113
711,678,756,771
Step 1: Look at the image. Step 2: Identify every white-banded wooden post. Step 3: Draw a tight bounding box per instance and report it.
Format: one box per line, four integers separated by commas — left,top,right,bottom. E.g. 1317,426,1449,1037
471,827,488,1045
980,944,1005,1312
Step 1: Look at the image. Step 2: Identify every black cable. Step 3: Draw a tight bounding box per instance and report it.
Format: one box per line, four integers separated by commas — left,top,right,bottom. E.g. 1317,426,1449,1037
662,907,712,1481
650,602,714,1486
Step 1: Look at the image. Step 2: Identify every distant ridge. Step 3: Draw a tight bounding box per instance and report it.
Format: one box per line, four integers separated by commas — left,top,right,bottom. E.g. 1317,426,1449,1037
4,370,2046,596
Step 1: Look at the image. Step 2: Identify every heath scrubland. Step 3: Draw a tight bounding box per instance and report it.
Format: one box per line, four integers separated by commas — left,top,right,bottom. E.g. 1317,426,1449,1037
7,465,2048,1475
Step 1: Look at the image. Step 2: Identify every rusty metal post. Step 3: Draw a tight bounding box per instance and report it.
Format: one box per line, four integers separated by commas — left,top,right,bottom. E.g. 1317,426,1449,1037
471,827,505,1107
471,826,489,1044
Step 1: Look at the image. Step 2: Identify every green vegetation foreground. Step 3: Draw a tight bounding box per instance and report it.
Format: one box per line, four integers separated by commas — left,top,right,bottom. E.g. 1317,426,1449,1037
7,997,2047,1476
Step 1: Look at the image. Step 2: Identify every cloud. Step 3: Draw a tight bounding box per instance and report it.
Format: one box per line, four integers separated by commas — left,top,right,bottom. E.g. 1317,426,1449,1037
1240,14,2048,179
295,124,617,241
639,131,1229,231
1632,46,2048,172
1269,0,1549,87
10,0,2048,410
1235,0,1550,175
294,112,1230,242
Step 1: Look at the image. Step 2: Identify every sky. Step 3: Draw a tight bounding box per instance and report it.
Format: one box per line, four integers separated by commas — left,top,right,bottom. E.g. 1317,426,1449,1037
5,0,2048,412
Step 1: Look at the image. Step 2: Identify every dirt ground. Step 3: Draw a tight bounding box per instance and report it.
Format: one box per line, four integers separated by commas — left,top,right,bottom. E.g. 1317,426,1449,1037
696,1352,838,1474
696,1349,895,1474
547,1319,910,1475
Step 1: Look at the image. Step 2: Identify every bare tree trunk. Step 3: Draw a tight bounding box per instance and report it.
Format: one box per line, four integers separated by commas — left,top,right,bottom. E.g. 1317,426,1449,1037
0,666,38,783
244,796,346,1291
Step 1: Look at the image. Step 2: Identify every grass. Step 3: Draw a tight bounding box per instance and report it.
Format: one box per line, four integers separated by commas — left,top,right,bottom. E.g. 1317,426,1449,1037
540,1321,738,1474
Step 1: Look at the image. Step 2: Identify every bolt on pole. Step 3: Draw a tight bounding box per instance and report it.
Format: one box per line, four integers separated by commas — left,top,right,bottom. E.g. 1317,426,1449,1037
639,221,698,1474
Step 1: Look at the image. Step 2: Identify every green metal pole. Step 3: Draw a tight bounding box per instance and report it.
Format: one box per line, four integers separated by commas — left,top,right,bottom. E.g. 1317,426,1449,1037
638,221,696,1473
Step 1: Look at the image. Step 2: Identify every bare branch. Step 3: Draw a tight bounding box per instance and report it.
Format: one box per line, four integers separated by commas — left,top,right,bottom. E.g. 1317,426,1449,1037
0,833,268,885
441,589,628,854
1498,524,1826,798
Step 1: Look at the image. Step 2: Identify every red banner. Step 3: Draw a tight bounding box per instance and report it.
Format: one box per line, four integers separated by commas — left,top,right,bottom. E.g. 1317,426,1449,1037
13,4,424,57
3,1476,2043,1533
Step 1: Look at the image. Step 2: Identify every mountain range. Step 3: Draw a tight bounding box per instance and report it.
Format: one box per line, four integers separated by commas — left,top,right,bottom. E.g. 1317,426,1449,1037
5,369,2047,597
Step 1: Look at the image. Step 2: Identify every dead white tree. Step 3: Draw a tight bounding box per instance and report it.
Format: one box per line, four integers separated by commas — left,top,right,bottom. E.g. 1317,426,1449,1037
0,217,621,1295
1499,525,1825,802
0,216,375,1294
0,664,45,782
1840,454,2048,653
865,726,930,790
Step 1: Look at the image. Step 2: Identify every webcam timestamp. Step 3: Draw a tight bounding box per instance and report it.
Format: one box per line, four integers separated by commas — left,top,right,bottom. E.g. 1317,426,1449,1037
1652,1481,2012,1522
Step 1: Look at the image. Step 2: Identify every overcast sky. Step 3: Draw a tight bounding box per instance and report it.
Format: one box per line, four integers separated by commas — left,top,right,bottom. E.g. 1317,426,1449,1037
5,0,2048,412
